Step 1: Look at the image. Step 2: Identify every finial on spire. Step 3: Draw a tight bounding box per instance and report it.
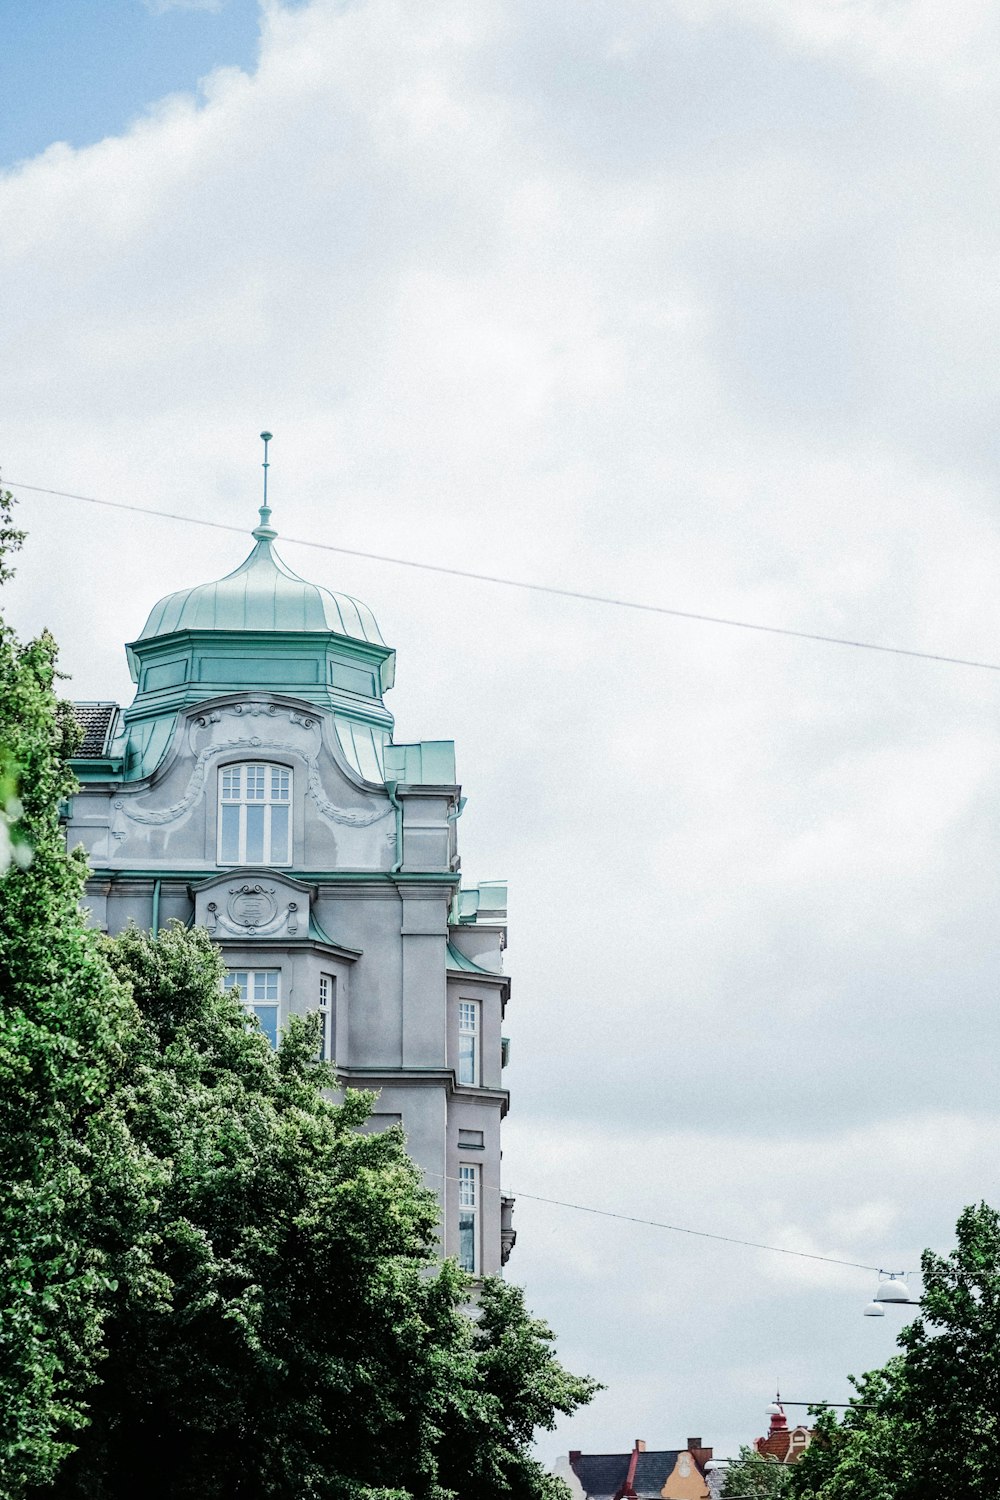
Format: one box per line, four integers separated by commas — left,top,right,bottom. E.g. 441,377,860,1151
253,430,277,540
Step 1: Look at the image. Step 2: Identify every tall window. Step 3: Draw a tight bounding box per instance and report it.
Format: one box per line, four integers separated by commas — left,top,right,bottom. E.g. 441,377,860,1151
458,1163,480,1274
458,1000,480,1086
218,763,292,865
224,969,280,1047
317,973,335,1062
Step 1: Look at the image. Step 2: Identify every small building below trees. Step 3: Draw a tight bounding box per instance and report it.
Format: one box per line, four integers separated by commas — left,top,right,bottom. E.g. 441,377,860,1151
552,1437,715,1498
754,1400,813,1464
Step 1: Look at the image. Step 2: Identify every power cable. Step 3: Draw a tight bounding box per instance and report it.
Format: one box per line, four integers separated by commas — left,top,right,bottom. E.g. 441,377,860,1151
6,478,1000,674
421,1171,882,1273
507,1186,883,1272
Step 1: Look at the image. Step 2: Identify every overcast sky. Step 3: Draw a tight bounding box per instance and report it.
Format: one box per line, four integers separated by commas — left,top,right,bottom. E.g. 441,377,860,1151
4,0,1000,1468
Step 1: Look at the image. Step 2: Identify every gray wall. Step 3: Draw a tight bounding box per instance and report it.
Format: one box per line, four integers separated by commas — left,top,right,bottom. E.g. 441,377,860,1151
70,688,512,1275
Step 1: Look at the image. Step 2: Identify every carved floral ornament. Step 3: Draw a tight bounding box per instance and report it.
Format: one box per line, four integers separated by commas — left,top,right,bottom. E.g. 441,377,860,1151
117,703,391,831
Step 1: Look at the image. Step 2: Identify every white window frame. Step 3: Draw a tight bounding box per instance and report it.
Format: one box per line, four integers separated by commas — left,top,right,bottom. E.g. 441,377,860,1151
458,999,480,1086
317,973,335,1062
223,968,281,1048
217,762,292,867
458,1162,480,1275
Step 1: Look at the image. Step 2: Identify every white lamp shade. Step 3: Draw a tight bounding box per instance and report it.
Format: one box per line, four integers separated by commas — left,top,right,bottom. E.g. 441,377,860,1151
875,1278,912,1303
863,1300,886,1317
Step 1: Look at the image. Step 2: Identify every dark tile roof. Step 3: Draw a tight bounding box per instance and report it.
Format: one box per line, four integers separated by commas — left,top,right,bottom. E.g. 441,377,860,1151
636,1451,688,1493
572,1450,689,1499
571,1453,629,1498
71,702,117,757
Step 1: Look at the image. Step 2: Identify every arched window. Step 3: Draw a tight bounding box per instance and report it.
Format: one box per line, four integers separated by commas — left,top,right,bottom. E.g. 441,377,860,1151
218,762,292,865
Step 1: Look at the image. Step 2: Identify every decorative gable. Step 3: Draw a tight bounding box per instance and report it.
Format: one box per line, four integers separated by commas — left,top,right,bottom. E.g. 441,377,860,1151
192,870,313,940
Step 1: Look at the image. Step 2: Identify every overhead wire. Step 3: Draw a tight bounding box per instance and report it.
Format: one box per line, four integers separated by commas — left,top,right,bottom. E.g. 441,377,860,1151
6,477,1000,674
421,1171,883,1273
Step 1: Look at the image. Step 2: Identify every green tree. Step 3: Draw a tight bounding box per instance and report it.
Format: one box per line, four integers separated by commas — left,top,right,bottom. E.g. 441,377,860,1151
789,1203,1000,1500
46,921,596,1500
721,1446,792,1498
0,490,32,878
0,746,31,878
0,488,142,1493
786,1396,903,1500
434,1277,598,1500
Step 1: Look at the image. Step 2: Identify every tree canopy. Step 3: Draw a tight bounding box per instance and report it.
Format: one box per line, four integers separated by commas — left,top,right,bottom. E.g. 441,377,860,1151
788,1202,1000,1500
52,922,598,1500
721,1446,792,1498
0,487,140,1493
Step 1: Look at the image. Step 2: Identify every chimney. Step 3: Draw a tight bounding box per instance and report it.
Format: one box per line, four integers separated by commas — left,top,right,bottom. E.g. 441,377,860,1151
569,1451,581,1464
615,1443,641,1500
688,1439,713,1470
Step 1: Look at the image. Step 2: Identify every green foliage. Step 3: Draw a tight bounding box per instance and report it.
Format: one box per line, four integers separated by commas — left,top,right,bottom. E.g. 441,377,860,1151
0,489,141,1492
721,1446,792,1498
789,1204,1000,1500
891,1201,1000,1497
433,1278,600,1500
58,923,445,1499
44,923,595,1500
0,747,32,876
0,487,25,585
786,1397,903,1500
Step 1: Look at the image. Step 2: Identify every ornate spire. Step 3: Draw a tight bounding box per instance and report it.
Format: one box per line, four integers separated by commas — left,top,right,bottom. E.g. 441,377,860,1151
253,430,277,540
768,1390,788,1432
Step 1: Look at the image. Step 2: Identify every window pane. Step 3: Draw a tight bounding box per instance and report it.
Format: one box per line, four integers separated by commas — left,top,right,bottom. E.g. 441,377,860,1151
226,972,280,1047
458,1212,476,1272
220,803,241,863
271,767,290,800
252,1004,279,1048
269,804,289,862
246,765,266,800
459,1033,476,1085
317,974,333,1060
249,971,278,1001
221,766,241,799
459,1001,477,1031
245,804,265,862
459,1165,477,1207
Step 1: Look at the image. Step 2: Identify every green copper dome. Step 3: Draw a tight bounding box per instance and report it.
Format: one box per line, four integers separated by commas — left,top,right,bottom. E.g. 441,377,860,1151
136,507,386,647
115,502,397,781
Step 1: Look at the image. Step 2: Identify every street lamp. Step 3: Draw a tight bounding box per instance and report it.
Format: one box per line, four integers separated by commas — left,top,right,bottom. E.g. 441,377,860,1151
863,1272,920,1317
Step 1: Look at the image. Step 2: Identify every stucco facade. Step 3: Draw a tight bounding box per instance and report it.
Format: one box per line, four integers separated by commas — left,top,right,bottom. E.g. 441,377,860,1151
68,500,515,1275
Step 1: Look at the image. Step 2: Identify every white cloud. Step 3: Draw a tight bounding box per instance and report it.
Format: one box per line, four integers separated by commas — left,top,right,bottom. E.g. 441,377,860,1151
663,0,1000,93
